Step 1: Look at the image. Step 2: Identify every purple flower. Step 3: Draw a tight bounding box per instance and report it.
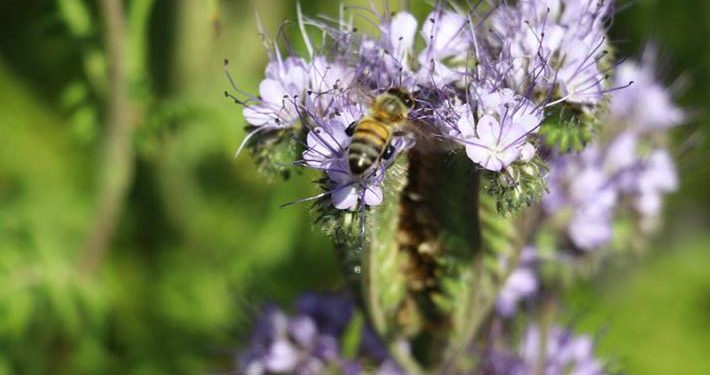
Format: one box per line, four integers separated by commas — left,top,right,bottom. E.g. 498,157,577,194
456,89,543,171
237,293,399,375
486,0,612,106
633,149,678,219
610,48,684,131
294,292,354,336
496,246,539,317
545,145,618,250
416,9,471,85
481,324,606,375
306,56,356,116
300,107,394,210
380,12,418,70
519,325,605,375
243,57,309,129
543,45,681,250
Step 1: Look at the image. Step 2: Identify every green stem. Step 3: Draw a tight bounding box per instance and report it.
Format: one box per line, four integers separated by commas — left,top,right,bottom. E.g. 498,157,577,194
80,0,133,274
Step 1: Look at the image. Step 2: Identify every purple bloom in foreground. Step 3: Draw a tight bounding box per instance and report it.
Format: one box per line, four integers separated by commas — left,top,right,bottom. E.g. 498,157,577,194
482,324,606,375
519,325,605,375
237,293,398,375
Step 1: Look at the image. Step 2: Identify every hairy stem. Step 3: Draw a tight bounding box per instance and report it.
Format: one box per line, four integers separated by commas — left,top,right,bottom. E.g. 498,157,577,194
80,0,134,274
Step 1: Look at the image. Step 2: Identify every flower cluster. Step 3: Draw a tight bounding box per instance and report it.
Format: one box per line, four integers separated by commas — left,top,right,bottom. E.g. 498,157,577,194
230,0,618,212
496,246,539,317
482,324,605,375
487,0,613,105
238,292,401,375
543,49,682,251
228,1,685,374
491,49,682,329
238,292,607,375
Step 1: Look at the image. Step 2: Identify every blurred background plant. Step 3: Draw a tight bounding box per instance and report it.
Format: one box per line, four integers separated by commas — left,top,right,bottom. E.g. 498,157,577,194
0,0,708,374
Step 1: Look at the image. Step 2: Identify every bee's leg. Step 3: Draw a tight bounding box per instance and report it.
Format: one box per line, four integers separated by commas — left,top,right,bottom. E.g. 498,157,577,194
345,121,357,136
382,144,395,160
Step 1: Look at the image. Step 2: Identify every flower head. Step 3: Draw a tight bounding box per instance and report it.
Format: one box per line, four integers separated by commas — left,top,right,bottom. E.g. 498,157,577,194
455,89,543,171
486,0,613,106
519,325,606,375
543,46,681,251
243,57,310,129
610,49,684,131
496,246,539,317
481,324,606,375
300,103,411,210
237,293,397,375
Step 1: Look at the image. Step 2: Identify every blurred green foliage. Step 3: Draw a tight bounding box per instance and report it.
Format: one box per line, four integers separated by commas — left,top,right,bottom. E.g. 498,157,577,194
0,0,707,374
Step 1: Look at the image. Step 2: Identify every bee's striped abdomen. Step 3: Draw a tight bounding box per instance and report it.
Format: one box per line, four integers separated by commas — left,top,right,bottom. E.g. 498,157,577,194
348,118,392,176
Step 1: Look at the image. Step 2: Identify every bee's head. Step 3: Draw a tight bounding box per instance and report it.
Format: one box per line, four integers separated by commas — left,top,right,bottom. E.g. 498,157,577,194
372,88,415,123
386,88,415,109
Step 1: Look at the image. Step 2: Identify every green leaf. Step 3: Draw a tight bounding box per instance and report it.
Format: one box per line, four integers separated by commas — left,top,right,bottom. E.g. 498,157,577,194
341,311,364,360
317,149,524,373
57,0,93,38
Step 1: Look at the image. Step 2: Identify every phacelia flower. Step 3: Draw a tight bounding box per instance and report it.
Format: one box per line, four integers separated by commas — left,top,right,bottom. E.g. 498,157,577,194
610,47,684,131
543,47,681,251
243,56,310,129
416,9,472,85
480,324,606,375
237,293,399,375
232,3,576,212
456,89,543,171
299,104,413,210
496,246,539,317
486,0,613,106
519,325,606,375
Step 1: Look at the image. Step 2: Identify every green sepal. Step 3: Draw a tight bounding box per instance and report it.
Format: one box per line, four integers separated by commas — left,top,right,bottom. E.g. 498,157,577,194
540,104,599,153
245,126,303,180
484,156,548,215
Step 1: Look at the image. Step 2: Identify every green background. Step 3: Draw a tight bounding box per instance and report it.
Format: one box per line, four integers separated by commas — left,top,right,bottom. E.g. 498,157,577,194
0,0,707,374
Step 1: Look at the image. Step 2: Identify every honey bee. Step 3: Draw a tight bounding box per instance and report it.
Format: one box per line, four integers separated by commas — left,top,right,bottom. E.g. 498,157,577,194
345,88,415,176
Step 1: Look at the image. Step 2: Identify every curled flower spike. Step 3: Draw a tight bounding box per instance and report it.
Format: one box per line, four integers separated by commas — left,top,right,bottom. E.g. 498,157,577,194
542,48,681,252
